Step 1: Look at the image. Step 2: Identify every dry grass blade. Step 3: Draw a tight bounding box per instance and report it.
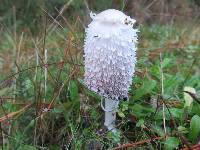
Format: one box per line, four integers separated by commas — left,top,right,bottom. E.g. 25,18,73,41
0,103,32,122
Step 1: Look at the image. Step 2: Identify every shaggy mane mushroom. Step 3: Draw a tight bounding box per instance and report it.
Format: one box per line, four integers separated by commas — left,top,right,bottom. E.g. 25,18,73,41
84,9,138,131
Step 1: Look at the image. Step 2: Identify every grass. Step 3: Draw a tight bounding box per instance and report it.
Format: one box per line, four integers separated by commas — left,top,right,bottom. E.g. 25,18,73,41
0,17,200,150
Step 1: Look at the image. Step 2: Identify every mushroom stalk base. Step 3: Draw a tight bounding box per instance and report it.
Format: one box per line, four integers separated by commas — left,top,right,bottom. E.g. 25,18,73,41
104,98,118,131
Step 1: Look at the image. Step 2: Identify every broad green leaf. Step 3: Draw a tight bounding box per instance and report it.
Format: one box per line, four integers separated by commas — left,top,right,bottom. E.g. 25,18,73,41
184,86,196,107
164,137,179,150
191,103,200,116
189,115,200,142
164,74,184,98
154,109,170,120
133,79,157,100
169,108,184,119
130,104,154,118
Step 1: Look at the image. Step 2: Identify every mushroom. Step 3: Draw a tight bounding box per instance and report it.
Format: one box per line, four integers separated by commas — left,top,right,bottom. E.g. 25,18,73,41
84,9,138,131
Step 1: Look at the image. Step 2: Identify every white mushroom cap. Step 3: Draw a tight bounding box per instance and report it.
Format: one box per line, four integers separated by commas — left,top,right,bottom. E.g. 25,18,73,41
84,9,138,100
90,9,136,25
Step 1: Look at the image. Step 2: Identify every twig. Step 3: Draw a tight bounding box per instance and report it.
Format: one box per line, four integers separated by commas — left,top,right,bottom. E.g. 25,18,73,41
109,136,164,150
180,144,200,150
0,103,32,122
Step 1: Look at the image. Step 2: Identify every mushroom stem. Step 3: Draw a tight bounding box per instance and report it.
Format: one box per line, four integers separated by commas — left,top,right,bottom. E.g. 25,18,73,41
104,98,119,131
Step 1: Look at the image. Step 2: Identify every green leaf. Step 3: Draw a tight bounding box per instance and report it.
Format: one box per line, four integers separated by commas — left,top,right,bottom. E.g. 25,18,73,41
189,115,200,142
183,86,196,107
150,65,160,79
151,125,165,136
121,101,129,111
18,145,38,150
136,119,145,128
130,104,154,118
162,58,172,68
107,130,121,143
154,109,170,120
164,137,179,150
133,79,157,100
24,79,33,90
69,80,79,101
169,108,184,119
178,126,188,134
191,103,200,116
117,110,125,118
164,74,184,98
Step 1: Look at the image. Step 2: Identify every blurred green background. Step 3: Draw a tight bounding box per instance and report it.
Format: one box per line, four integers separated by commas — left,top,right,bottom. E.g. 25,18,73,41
0,0,200,33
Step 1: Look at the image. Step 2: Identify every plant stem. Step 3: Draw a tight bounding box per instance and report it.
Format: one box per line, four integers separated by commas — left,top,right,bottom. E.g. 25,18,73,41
160,53,167,135
104,98,118,131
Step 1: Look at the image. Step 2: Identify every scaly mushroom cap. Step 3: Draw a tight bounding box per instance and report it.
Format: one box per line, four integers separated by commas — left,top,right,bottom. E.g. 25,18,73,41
84,9,138,100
